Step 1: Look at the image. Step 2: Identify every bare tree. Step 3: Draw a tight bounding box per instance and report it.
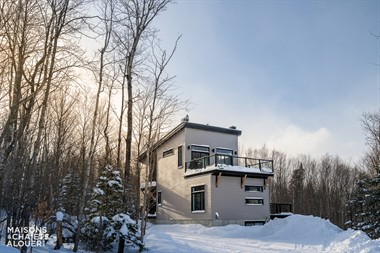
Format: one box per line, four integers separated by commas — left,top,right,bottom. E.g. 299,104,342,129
0,1,88,251
362,111,380,175
0,0,179,250
139,35,184,246
114,0,172,187
112,2,173,251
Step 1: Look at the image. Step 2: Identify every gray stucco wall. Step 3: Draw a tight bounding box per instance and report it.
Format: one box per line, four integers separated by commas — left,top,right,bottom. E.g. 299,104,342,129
211,177,270,222
184,127,239,159
155,130,213,223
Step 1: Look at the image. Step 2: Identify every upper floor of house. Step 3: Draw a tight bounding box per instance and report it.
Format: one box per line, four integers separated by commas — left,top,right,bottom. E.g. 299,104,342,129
139,118,274,180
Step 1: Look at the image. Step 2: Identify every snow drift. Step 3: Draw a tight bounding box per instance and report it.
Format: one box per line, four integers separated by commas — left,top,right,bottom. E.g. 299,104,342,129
145,215,380,253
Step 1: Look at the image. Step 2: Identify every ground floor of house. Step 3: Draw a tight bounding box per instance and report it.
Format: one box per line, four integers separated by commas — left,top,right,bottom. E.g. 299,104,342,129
146,173,278,226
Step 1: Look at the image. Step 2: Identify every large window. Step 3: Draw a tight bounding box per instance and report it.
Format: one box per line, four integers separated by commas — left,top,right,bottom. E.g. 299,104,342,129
245,197,264,205
191,185,205,212
191,145,210,159
216,148,233,166
245,185,264,192
178,145,183,168
190,145,210,169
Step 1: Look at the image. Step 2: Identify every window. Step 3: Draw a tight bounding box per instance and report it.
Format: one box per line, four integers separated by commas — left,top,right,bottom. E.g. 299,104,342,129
245,197,264,205
244,221,265,226
189,145,210,169
178,145,183,168
191,145,210,153
191,185,205,211
191,145,210,160
157,191,162,206
216,148,233,166
245,185,264,192
215,148,233,155
163,148,173,157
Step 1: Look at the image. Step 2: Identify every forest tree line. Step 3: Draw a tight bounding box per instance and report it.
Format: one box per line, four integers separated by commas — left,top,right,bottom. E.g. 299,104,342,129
0,0,185,251
247,146,358,228
247,110,379,238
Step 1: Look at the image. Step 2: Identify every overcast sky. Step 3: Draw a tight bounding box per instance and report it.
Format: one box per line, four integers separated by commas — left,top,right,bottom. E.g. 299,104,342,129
153,0,380,162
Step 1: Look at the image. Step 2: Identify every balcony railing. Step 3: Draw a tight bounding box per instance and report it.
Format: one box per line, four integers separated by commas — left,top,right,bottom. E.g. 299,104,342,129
185,154,273,173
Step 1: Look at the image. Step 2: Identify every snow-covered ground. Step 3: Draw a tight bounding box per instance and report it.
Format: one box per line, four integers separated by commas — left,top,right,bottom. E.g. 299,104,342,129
145,215,380,253
1,215,379,253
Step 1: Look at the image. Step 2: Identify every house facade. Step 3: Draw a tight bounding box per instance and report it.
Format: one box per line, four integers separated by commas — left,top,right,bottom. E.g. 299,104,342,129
140,119,274,226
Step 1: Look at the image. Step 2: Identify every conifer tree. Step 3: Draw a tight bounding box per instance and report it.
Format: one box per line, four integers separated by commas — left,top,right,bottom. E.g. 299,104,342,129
289,163,305,213
58,171,82,215
82,165,124,251
346,170,380,239
347,112,380,239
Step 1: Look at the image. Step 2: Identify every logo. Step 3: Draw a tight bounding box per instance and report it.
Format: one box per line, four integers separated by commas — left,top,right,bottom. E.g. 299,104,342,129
6,226,49,247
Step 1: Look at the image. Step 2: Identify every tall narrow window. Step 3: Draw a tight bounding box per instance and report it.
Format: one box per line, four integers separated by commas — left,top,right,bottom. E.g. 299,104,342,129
191,185,205,211
178,145,183,168
157,191,162,206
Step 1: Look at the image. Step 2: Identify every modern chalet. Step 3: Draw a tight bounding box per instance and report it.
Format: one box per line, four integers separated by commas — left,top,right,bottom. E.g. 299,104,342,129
139,118,276,226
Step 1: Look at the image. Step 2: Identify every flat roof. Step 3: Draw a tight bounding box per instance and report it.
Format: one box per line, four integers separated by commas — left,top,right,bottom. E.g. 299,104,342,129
138,121,242,160
184,122,242,136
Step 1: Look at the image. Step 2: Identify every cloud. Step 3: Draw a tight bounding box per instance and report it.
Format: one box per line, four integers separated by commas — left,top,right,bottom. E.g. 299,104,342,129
265,125,331,157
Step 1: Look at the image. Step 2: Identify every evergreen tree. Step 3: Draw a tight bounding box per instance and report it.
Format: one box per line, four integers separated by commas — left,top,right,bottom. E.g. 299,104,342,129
289,163,305,214
347,112,380,239
113,213,143,249
346,170,380,239
82,165,124,251
58,171,82,214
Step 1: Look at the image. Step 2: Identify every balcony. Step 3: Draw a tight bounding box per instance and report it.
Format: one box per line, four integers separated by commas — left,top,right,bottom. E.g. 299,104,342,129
185,154,273,176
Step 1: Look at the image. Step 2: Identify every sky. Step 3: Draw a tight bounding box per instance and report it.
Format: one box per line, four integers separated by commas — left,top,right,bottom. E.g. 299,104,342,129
152,0,380,163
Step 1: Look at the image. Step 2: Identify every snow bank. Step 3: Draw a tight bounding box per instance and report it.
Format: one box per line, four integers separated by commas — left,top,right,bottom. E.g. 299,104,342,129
145,215,380,253
261,214,342,245
326,229,380,253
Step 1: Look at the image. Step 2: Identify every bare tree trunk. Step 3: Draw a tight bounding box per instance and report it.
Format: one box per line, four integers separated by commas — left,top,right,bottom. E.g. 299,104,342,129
104,83,113,165
0,0,28,176
116,59,127,170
